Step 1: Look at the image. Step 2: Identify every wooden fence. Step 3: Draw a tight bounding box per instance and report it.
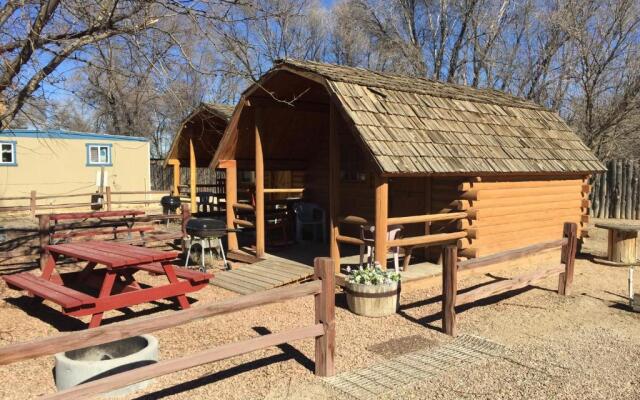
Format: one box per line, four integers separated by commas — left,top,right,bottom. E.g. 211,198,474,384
0,187,169,215
0,257,335,398
150,159,225,191
441,222,577,336
590,159,640,219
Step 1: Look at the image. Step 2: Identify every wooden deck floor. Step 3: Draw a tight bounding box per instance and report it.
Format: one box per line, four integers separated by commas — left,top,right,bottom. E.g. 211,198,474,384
211,243,442,294
211,252,314,295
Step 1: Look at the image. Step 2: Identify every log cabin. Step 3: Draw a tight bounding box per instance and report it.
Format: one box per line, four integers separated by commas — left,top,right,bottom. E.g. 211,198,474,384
211,59,605,287
164,103,234,211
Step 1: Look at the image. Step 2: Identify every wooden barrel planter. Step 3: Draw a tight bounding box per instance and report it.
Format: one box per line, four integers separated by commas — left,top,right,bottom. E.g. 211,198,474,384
345,281,399,317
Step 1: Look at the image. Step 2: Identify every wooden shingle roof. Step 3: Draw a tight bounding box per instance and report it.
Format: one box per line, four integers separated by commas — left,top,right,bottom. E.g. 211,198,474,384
276,59,605,174
164,102,234,167
200,103,234,121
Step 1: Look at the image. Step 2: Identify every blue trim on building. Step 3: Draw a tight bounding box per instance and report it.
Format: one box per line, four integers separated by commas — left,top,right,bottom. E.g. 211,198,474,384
0,140,17,166
0,129,148,142
86,143,113,166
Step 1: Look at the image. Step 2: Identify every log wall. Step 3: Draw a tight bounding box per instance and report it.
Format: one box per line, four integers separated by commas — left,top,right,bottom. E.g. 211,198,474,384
590,159,639,219
456,175,589,258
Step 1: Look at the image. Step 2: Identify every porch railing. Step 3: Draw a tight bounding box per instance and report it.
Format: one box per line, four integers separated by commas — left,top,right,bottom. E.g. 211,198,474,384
335,212,469,256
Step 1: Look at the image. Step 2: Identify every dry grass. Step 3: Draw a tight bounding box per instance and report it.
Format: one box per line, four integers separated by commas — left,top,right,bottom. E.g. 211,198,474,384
0,223,638,399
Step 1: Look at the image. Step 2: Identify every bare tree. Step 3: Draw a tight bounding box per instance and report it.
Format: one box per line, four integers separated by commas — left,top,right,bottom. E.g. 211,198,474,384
194,0,329,83
0,0,175,129
3,0,640,161
566,0,640,159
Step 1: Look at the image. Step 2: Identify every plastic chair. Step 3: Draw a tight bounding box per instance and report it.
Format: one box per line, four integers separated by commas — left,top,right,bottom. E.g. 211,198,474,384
196,192,215,215
293,203,326,243
359,224,404,272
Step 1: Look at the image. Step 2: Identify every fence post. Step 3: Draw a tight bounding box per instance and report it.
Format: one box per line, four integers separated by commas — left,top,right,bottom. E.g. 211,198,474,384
105,186,112,211
38,214,50,271
313,257,335,377
442,245,458,336
30,190,36,217
558,222,578,296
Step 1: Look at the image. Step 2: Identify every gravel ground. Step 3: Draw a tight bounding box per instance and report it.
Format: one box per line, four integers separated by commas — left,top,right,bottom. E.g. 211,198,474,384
0,222,638,399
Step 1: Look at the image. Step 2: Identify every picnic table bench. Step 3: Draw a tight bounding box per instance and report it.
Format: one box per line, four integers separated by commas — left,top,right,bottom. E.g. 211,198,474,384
45,210,155,244
4,241,211,328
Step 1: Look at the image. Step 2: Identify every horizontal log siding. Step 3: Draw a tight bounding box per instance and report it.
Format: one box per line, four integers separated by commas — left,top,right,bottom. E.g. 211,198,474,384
459,176,588,258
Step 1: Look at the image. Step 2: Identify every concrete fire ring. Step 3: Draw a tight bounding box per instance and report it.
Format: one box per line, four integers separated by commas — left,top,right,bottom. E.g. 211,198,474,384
54,334,158,397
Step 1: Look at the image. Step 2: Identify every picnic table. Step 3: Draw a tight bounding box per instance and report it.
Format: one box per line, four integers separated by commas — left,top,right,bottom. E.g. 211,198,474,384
4,241,211,328
595,221,640,265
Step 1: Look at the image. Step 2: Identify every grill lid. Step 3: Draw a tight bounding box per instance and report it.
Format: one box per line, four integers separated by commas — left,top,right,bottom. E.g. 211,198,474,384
161,195,181,208
186,217,227,237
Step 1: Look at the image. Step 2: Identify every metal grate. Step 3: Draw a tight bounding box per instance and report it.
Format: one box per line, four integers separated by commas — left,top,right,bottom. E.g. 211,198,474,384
324,335,506,399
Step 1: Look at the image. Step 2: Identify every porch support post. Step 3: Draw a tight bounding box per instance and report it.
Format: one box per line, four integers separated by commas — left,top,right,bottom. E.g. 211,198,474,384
189,139,197,212
329,103,340,273
221,160,239,251
255,108,265,257
374,175,389,269
168,159,180,196
424,177,431,259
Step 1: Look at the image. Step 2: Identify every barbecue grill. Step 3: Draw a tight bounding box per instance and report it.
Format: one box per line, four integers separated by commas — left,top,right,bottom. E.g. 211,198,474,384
161,195,181,214
184,217,231,271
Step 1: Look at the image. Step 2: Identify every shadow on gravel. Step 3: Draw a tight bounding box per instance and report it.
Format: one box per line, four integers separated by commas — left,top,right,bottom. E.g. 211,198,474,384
397,276,541,332
4,296,188,331
132,326,314,400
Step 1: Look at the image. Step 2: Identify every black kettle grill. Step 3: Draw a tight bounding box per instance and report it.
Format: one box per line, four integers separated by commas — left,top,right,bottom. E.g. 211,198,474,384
184,217,234,271
185,218,227,238
161,195,181,215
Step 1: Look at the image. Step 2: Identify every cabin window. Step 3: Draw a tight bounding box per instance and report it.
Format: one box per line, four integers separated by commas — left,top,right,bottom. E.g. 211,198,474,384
0,141,16,166
86,144,112,166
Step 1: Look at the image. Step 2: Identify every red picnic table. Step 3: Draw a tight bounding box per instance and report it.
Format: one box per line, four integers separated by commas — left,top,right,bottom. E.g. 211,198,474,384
4,241,212,328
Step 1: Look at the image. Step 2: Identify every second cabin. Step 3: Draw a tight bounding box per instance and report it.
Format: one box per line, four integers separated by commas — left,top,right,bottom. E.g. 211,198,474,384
164,103,234,214
212,59,604,284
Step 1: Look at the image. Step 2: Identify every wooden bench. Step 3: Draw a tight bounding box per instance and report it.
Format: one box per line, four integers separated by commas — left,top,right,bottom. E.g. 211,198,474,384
135,263,212,284
43,210,150,246
119,231,183,246
51,226,155,240
4,272,95,310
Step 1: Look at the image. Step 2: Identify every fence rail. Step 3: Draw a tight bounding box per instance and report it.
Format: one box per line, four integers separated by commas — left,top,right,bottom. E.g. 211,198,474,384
336,213,469,252
149,160,225,191
591,159,640,219
0,187,169,215
442,222,577,336
0,257,336,398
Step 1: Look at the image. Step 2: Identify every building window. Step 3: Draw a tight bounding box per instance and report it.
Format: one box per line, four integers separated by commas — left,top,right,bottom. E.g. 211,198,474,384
0,141,16,166
86,143,112,166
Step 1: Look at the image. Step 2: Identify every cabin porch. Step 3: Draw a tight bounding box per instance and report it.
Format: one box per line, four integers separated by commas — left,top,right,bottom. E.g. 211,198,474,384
212,241,443,295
